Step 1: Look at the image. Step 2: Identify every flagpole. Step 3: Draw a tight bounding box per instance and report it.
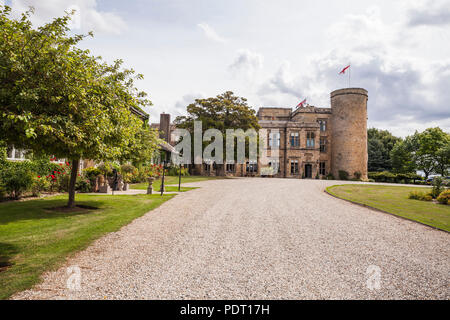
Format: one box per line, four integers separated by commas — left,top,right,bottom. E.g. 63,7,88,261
348,63,351,88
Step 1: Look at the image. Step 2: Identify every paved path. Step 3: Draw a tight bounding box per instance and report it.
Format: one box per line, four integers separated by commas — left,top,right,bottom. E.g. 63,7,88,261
14,179,449,299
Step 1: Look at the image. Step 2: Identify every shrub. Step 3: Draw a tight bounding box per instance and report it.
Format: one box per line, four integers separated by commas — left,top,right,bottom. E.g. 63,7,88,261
437,190,450,205
368,179,375,182
120,164,135,174
369,171,397,183
167,166,190,176
31,176,50,197
408,191,423,200
97,162,114,177
29,157,61,177
57,174,71,192
326,173,334,180
0,185,6,201
75,178,92,193
1,163,34,199
431,177,445,199
408,191,433,201
84,167,102,180
354,171,362,180
338,170,349,180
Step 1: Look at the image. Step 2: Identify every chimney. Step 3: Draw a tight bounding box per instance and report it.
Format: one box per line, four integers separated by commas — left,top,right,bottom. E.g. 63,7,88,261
160,113,171,143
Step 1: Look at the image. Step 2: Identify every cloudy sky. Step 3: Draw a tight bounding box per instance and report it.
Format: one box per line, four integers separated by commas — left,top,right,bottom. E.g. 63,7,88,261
4,0,450,137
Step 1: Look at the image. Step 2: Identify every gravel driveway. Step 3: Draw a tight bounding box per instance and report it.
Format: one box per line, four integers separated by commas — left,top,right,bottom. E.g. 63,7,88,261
13,178,449,299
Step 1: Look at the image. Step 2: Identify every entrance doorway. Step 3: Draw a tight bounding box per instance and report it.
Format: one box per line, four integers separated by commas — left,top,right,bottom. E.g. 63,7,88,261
305,164,312,178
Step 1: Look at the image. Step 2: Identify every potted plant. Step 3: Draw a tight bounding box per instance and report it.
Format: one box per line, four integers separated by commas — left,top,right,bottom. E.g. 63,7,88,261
97,162,113,193
120,164,135,191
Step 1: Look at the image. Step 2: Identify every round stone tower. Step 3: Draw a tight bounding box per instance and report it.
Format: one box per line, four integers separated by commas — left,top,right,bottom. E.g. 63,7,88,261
330,88,368,180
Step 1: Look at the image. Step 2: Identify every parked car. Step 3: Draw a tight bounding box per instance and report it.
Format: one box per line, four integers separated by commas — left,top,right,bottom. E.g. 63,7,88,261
444,177,450,186
426,175,450,185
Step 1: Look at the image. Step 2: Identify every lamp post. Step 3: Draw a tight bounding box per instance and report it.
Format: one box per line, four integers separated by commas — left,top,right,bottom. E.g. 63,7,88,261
160,159,166,196
178,164,182,191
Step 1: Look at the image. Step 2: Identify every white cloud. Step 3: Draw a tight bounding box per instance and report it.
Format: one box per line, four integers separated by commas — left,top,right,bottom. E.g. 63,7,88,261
406,0,450,26
197,22,227,43
254,4,450,136
10,0,127,35
229,49,263,79
258,61,301,97
149,92,205,124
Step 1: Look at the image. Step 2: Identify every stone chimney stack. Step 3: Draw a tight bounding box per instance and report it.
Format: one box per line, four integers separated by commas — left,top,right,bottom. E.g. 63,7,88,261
160,113,171,143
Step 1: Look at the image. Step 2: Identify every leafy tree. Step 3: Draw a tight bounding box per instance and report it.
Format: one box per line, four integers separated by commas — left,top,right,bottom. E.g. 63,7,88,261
174,91,260,175
411,128,449,179
435,143,450,176
391,136,416,174
391,127,449,179
0,7,157,207
367,128,401,172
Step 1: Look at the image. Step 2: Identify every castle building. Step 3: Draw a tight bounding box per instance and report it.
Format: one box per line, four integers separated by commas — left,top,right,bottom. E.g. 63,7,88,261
257,88,368,180
153,88,368,180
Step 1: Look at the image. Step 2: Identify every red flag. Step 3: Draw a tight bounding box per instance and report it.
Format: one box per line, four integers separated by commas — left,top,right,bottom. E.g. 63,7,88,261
296,98,307,108
339,65,350,74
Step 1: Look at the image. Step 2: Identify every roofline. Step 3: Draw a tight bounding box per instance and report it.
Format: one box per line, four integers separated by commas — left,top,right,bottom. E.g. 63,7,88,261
130,106,149,121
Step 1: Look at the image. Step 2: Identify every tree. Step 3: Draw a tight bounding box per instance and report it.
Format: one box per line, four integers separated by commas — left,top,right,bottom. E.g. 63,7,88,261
174,91,260,175
390,137,416,174
367,128,401,172
411,128,449,179
391,127,449,179
435,143,450,176
0,7,157,207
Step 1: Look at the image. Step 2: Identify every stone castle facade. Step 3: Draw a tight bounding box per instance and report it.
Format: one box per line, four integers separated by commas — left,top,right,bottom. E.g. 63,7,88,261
154,88,368,180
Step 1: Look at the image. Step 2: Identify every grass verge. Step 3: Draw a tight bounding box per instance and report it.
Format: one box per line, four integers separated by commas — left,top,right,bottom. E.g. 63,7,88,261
131,175,226,192
0,193,174,300
326,184,449,232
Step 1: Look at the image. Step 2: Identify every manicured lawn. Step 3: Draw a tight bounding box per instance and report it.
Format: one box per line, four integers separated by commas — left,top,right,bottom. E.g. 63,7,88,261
131,175,226,192
326,184,450,232
0,193,175,300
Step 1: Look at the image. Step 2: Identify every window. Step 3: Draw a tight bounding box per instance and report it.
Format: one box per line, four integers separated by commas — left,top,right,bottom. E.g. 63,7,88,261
246,161,258,173
268,160,280,174
290,160,299,174
320,137,326,152
318,120,327,132
6,145,28,161
226,163,235,173
203,163,210,172
306,132,315,148
269,131,280,148
290,132,299,147
319,162,326,175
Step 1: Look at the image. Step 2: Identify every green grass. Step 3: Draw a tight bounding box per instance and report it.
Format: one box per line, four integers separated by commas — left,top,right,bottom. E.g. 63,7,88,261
131,175,226,192
326,184,450,232
0,193,175,300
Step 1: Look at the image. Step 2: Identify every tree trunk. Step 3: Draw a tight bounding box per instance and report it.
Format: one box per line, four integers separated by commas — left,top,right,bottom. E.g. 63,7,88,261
67,159,80,208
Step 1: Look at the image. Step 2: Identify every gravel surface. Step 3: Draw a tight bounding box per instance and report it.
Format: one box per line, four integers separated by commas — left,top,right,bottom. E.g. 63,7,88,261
13,178,449,300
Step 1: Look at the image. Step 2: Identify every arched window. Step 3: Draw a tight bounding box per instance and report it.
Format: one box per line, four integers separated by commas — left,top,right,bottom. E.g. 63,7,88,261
307,132,315,148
